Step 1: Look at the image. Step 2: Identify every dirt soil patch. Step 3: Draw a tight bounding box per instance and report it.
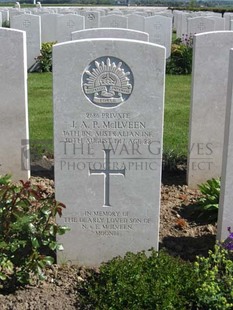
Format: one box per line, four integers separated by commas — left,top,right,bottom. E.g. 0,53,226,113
0,163,217,309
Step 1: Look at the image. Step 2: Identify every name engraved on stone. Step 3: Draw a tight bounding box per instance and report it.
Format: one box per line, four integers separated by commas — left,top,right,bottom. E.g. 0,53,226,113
197,22,205,31
82,56,133,108
23,20,31,27
89,149,125,207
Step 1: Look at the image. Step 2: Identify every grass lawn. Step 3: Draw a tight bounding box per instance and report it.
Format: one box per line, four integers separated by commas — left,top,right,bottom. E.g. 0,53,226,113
28,72,192,157
164,74,191,157
28,73,53,155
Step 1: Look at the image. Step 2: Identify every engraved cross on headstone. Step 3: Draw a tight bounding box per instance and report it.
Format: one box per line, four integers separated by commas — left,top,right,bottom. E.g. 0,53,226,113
111,20,119,27
67,20,75,28
154,23,161,31
89,149,125,207
23,20,31,28
197,22,205,32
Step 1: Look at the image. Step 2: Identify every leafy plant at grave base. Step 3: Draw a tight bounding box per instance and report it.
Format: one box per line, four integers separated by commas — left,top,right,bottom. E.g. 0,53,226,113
196,177,221,221
0,174,69,292
2,21,10,28
78,249,196,310
162,149,186,172
35,42,57,73
166,34,193,75
30,140,53,161
193,245,233,310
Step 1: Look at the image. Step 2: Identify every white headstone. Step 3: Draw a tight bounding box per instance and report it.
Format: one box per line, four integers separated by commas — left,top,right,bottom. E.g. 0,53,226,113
187,17,215,36
176,12,193,38
217,48,233,241
145,15,172,58
11,14,41,70
0,28,30,180
224,13,233,30
56,14,84,43
127,14,145,32
83,11,100,29
9,8,25,26
0,10,9,25
53,38,165,266
71,28,149,42
41,13,60,42
187,31,233,188
100,14,128,28
208,16,225,31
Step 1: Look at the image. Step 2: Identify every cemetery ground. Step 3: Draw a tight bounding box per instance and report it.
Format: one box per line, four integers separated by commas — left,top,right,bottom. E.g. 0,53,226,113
0,73,217,308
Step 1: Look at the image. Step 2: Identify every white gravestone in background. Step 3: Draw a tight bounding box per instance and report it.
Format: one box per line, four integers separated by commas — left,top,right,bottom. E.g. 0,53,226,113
145,15,172,58
188,31,233,188
100,14,128,28
41,13,60,42
71,28,149,42
224,13,233,30
0,10,9,25
127,14,145,32
208,16,225,31
176,12,194,38
82,11,100,29
187,17,215,36
0,28,30,180
11,14,41,70
56,14,84,43
217,48,233,241
54,38,165,266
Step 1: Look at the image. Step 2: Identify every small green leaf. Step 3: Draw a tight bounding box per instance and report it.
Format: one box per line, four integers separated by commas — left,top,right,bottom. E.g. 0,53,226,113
57,226,70,235
0,273,7,280
48,241,57,251
56,243,64,251
42,256,54,266
31,237,40,249
29,223,36,234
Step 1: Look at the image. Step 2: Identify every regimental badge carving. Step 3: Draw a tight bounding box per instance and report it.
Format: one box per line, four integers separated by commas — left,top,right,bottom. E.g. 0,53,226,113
82,56,134,108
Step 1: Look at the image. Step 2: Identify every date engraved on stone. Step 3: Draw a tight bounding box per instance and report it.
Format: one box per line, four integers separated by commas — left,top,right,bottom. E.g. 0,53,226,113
82,56,134,108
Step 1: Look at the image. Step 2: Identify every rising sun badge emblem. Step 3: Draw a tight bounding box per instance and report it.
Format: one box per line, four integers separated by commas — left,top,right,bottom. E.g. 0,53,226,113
82,56,134,108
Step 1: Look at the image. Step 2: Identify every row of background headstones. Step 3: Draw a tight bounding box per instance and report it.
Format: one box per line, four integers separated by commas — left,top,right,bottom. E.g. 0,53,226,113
2,16,233,262
2,7,173,67
1,7,233,70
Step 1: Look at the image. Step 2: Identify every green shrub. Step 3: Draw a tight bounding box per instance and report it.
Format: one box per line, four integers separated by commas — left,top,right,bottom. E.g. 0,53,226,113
194,245,233,310
0,175,69,292
2,21,10,28
166,35,193,75
35,42,56,72
78,249,196,310
162,149,186,172
78,244,233,309
197,178,220,221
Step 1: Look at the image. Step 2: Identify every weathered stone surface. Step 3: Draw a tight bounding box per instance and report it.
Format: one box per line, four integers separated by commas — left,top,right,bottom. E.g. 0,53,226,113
54,38,165,266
